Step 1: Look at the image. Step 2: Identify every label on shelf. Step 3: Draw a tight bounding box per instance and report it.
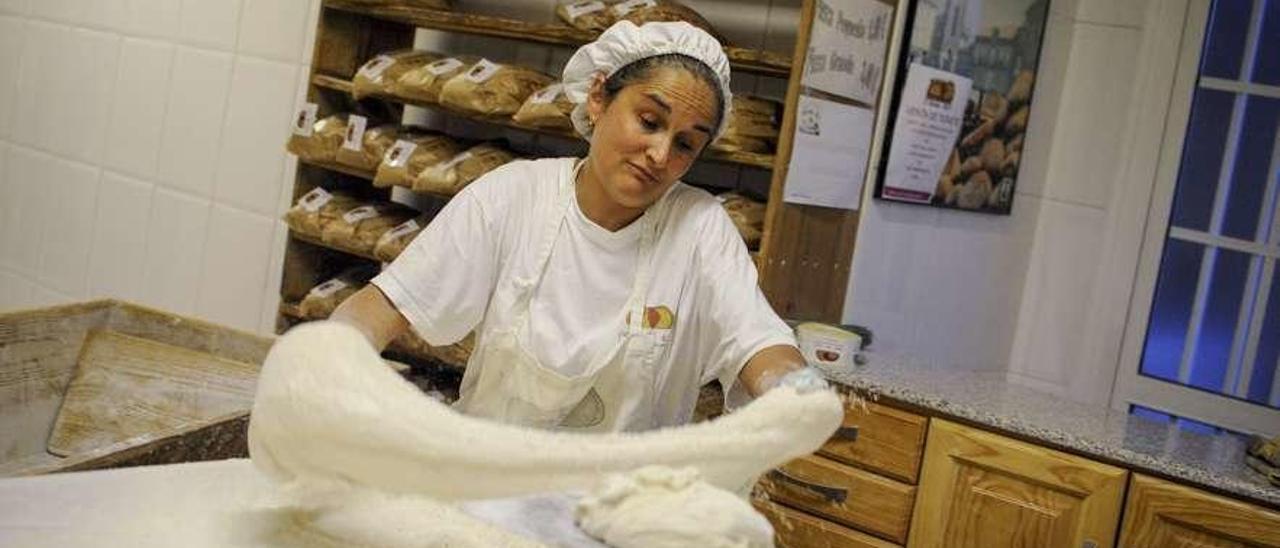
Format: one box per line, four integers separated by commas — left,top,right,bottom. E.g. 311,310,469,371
357,54,397,82
565,1,606,20
291,103,318,137
426,57,464,76
385,140,418,168
531,84,564,104
464,59,502,84
382,219,421,242
342,115,368,152
298,188,333,212
309,278,349,299
342,205,380,224
612,0,656,16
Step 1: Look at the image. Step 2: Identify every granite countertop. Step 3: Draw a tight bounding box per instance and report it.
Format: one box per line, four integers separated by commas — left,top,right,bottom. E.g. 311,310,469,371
816,355,1280,509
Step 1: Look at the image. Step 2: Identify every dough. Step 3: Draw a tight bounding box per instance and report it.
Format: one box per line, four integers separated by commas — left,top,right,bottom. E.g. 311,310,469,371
575,466,773,548
248,321,842,500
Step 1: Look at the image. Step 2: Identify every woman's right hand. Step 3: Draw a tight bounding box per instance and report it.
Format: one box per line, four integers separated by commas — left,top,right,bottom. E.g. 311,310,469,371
329,285,410,352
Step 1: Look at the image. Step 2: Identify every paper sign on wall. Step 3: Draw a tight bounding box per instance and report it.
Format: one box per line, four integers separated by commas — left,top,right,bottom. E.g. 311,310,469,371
804,0,893,105
882,63,972,203
783,94,875,210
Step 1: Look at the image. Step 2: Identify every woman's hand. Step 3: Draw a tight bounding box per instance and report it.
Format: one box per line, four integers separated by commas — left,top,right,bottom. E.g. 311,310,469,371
329,285,411,352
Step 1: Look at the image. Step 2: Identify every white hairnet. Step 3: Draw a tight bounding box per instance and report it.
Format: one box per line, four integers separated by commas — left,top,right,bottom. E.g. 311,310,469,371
562,20,733,140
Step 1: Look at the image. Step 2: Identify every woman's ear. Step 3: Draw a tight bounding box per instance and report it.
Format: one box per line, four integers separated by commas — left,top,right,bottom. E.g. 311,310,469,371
585,72,608,126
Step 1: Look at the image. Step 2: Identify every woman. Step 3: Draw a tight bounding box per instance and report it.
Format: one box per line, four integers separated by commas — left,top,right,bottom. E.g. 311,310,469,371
333,21,824,432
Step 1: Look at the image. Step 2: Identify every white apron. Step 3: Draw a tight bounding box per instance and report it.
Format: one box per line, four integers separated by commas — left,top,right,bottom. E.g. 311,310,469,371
453,161,667,432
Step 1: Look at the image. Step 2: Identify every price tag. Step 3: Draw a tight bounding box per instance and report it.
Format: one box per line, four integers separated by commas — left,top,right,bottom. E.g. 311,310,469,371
310,278,349,298
384,140,418,168
530,84,563,104
342,205,380,224
565,1,605,20
298,188,333,213
464,59,501,84
357,55,396,82
383,219,421,241
291,103,318,137
342,115,368,152
612,0,656,16
426,58,464,76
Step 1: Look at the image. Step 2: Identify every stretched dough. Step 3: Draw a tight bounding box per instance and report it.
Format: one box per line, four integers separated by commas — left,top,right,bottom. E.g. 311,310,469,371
249,321,843,500
575,466,773,548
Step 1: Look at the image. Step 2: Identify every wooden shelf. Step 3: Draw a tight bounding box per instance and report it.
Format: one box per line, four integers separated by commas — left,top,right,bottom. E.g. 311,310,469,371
311,74,776,170
323,0,792,78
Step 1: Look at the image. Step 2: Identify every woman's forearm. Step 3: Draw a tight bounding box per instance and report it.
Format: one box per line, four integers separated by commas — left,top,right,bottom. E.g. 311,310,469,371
329,285,410,352
738,344,808,397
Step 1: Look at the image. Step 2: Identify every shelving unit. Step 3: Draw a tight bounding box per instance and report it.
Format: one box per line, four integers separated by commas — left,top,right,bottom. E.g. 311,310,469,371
278,0,869,373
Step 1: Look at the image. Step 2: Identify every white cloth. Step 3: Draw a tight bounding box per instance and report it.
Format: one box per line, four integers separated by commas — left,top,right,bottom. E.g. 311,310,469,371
373,157,794,429
562,20,733,139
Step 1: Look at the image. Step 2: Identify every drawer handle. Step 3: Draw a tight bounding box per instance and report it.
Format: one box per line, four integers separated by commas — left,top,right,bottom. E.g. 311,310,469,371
768,470,848,504
833,426,859,442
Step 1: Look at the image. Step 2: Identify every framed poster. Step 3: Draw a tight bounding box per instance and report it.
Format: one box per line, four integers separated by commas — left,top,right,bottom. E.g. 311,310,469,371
875,0,1051,214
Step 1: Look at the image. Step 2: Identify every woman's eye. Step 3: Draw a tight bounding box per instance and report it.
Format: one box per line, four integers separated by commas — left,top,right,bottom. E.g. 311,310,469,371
639,115,659,130
676,139,695,152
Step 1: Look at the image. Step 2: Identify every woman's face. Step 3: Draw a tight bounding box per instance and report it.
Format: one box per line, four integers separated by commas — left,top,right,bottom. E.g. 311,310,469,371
584,66,718,210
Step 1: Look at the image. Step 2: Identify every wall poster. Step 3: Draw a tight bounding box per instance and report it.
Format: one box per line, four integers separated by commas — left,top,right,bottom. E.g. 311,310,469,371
875,0,1051,215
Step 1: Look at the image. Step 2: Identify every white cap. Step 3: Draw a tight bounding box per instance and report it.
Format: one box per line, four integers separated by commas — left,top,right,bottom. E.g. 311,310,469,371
562,20,733,140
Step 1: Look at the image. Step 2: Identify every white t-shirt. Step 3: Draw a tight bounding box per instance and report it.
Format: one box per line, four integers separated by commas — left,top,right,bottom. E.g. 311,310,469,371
373,157,795,427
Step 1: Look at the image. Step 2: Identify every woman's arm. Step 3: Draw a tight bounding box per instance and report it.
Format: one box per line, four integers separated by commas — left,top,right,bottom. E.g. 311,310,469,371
330,285,411,351
738,344,808,397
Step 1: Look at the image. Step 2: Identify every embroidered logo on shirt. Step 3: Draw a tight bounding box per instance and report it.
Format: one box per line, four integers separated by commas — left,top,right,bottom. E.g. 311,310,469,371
628,305,676,330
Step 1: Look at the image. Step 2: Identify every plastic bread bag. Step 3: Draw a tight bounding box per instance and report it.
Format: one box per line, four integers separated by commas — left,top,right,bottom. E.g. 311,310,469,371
413,143,516,196
725,95,781,139
718,191,766,247
352,50,444,99
298,266,378,320
286,110,348,163
614,0,727,44
555,1,616,32
374,214,430,262
372,132,467,189
283,187,362,237
438,59,555,116
393,55,480,104
320,200,420,255
335,121,401,172
512,83,575,130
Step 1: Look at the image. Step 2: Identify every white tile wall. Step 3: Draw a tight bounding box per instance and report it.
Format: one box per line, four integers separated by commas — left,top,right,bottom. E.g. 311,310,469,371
0,2,317,333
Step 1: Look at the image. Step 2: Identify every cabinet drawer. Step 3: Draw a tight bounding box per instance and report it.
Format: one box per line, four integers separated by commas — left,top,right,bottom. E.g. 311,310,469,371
754,499,902,548
818,399,927,484
758,454,916,544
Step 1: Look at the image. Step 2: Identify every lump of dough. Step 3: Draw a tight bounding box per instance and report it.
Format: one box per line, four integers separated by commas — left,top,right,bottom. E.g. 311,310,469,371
575,466,774,548
248,321,842,501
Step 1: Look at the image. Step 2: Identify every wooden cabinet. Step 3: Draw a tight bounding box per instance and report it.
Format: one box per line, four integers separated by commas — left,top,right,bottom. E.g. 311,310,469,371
755,499,902,547
1118,474,1280,547
908,419,1128,548
817,400,928,483
758,454,916,544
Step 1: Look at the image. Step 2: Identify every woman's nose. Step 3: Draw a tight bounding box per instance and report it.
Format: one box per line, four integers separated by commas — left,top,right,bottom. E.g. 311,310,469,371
646,135,671,168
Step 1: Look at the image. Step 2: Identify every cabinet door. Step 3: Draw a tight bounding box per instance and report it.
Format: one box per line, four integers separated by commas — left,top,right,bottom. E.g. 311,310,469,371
1119,474,1280,547
908,420,1128,548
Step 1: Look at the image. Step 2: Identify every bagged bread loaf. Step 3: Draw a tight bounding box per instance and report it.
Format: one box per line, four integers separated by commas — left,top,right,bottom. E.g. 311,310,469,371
286,112,348,163
718,191,766,247
556,1,616,32
414,143,516,196
439,59,554,116
321,200,420,255
373,132,467,188
284,187,362,237
352,50,443,100
374,214,430,262
336,0,450,8
335,123,400,172
393,55,480,104
712,95,781,154
615,0,727,44
512,83,575,130
298,267,378,320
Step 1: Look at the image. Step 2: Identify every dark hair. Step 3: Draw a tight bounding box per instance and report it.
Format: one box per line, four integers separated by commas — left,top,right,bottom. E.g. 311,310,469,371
602,53,726,136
